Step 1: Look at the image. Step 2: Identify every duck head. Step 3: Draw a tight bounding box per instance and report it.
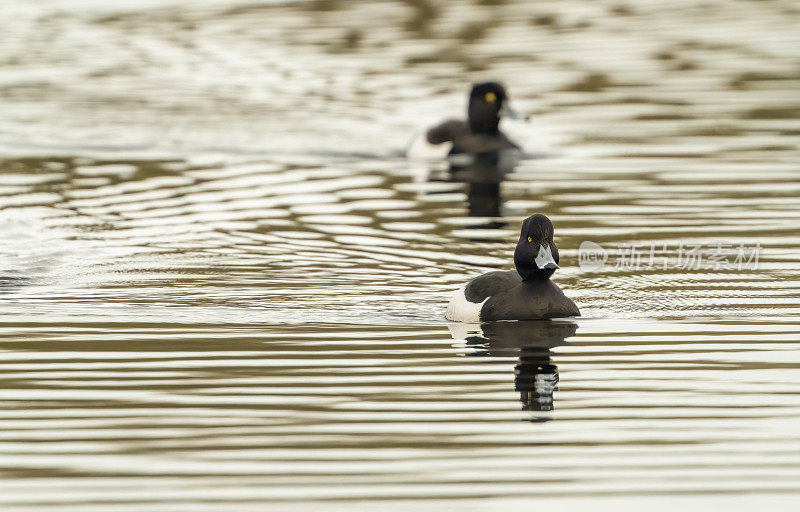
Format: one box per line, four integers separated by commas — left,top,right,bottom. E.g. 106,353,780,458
513,214,560,280
468,82,511,134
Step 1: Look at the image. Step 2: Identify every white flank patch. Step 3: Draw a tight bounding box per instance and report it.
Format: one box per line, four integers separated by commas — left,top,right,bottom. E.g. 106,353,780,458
405,130,452,161
445,286,489,322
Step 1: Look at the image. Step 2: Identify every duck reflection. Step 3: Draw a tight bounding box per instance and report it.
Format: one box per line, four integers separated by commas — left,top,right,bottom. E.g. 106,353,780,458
428,150,520,231
450,320,577,414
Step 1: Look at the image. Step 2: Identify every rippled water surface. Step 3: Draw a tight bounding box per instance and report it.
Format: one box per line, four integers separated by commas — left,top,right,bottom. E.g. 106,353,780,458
1,0,800,510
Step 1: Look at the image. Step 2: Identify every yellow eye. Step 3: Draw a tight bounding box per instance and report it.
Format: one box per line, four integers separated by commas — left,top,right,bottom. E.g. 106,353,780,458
527,236,532,242
485,91,497,103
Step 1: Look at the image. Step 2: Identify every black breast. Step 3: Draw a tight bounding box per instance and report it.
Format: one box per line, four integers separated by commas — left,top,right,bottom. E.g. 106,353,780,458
426,120,520,155
480,279,580,321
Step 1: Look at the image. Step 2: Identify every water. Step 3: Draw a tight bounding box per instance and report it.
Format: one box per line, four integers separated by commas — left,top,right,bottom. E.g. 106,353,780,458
1,0,800,510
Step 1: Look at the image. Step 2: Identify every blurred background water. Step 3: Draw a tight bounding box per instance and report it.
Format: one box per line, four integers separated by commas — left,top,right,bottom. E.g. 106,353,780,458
1,0,800,510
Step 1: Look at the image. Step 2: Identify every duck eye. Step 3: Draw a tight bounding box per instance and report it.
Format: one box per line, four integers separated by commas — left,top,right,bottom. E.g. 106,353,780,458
485,92,497,103
527,236,532,242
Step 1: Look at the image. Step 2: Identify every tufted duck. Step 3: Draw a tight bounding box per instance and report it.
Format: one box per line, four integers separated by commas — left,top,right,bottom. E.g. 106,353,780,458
446,214,580,321
426,82,522,155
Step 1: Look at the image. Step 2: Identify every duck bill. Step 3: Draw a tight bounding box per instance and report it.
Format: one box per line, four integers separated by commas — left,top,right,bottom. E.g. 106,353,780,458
501,102,525,120
535,244,559,270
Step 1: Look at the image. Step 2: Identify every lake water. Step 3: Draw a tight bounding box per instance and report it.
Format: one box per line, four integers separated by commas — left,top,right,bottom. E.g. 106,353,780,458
1,1,800,510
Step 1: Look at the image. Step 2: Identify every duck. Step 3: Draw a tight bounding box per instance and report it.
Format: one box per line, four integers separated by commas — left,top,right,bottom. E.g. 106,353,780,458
426,82,522,155
446,214,580,322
